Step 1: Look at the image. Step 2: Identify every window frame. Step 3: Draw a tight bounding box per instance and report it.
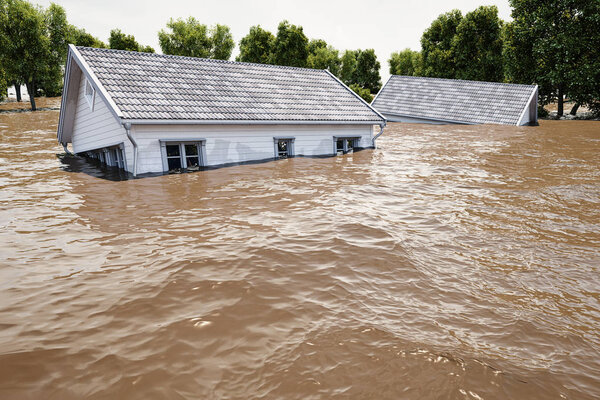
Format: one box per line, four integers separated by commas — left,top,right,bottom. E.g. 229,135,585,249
333,136,361,155
159,139,207,173
84,77,95,111
273,137,295,159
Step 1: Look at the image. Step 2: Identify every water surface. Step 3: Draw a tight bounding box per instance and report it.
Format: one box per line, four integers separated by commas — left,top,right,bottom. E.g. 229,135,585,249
1,98,599,399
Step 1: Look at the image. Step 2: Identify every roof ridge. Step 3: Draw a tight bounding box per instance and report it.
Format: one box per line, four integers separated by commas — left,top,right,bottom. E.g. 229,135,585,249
390,74,537,88
75,46,330,74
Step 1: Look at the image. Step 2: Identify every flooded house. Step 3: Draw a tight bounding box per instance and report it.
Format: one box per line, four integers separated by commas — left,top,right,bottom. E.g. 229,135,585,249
57,45,386,176
372,75,538,126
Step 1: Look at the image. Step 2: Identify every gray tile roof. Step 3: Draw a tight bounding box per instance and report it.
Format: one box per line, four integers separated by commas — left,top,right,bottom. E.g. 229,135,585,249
75,46,384,123
372,75,537,125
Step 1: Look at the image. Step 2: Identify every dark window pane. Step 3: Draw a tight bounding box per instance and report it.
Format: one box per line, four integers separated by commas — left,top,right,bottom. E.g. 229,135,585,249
167,157,181,170
277,140,289,158
336,139,344,153
346,139,354,152
185,144,198,156
186,157,200,169
166,144,180,157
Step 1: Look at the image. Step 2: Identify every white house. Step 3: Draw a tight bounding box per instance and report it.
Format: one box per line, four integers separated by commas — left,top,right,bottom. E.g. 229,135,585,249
57,45,386,176
372,75,538,126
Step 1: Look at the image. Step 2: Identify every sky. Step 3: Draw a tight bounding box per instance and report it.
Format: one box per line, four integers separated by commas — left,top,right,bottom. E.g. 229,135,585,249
37,0,512,83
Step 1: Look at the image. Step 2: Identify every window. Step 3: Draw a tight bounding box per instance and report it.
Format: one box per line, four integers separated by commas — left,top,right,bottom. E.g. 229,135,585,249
160,140,206,173
334,137,360,155
83,144,126,171
273,137,295,159
84,78,95,111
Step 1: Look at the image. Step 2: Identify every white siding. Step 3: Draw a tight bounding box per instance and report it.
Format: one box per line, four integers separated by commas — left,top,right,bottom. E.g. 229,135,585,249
71,74,132,170
132,124,373,174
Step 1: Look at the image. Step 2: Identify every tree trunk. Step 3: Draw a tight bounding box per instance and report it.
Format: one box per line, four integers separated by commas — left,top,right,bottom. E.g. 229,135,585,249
557,85,564,117
14,83,21,102
570,103,580,115
26,82,36,111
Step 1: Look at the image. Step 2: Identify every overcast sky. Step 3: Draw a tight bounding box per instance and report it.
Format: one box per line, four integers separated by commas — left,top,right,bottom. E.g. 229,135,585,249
37,0,512,82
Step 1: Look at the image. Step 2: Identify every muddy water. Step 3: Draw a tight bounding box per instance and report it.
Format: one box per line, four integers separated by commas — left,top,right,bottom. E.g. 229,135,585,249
1,98,599,399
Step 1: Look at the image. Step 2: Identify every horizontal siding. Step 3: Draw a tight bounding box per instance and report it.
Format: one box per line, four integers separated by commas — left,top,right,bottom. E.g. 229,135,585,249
132,124,373,174
71,74,132,170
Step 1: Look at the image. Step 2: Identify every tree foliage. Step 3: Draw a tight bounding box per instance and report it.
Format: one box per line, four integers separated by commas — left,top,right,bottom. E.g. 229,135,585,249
349,83,372,103
38,2,68,96
0,0,48,109
340,50,357,85
271,20,309,67
389,48,422,76
453,5,504,82
506,0,600,116
68,25,106,48
353,49,381,93
420,9,462,79
158,18,233,59
307,42,341,76
237,25,274,64
109,28,154,53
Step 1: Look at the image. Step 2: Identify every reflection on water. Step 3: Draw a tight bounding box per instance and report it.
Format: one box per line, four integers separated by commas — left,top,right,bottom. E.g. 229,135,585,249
1,98,599,399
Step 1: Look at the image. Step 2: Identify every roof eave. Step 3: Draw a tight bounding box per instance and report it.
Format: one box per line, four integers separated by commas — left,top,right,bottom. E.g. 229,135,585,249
124,119,384,125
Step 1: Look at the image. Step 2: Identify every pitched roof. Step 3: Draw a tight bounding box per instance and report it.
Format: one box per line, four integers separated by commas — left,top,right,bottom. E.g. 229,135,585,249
372,75,537,125
73,46,384,123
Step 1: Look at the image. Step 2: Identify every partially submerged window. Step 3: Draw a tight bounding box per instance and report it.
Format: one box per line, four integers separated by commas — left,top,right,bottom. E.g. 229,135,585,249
273,137,295,159
84,78,95,111
160,140,206,173
334,137,360,155
83,144,126,171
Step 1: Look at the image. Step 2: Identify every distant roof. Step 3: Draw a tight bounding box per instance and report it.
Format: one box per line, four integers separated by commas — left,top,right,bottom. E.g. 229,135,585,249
372,75,537,125
73,46,384,123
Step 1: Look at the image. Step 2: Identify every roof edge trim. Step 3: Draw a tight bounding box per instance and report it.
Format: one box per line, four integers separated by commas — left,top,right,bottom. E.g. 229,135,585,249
57,51,72,143
323,69,386,123
382,111,478,125
69,44,124,121
126,119,383,125
371,75,392,105
517,85,538,126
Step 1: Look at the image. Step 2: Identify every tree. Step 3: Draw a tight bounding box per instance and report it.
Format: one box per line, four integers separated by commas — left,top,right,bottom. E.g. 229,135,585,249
389,48,422,76
420,9,462,79
308,39,327,54
308,45,341,76
237,25,274,64
0,0,48,110
0,67,7,101
453,6,504,82
209,24,234,60
340,50,357,85
159,18,233,59
354,49,381,93
38,2,68,97
271,20,309,67
68,25,106,48
349,84,372,103
109,28,154,53
506,0,600,116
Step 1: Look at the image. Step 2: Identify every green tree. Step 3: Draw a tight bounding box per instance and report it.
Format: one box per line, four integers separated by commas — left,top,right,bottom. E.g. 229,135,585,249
159,18,233,59
0,0,48,110
271,20,309,67
340,50,357,85
349,83,372,103
209,24,234,60
0,67,7,101
421,9,462,78
68,25,106,48
308,38,327,54
453,5,504,82
307,45,341,76
354,49,381,93
389,48,422,76
506,0,600,116
237,25,274,64
109,28,154,53
38,2,68,96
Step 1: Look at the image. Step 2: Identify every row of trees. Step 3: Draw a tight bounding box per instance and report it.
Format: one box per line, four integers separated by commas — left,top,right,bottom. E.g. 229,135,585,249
0,0,382,108
389,2,600,116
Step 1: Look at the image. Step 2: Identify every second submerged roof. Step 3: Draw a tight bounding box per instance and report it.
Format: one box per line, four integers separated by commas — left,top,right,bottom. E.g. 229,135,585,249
74,46,384,123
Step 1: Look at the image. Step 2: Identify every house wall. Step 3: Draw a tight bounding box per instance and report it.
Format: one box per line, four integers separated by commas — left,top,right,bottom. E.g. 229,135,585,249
71,73,133,170
131,124,373,174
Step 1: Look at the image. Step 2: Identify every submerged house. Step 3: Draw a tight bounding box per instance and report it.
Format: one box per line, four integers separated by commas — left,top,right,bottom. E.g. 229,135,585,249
372,75,538,126
57,45,386,176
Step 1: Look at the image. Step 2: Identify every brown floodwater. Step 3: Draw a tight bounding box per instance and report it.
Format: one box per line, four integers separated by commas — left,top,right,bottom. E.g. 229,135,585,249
1,97,599,399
